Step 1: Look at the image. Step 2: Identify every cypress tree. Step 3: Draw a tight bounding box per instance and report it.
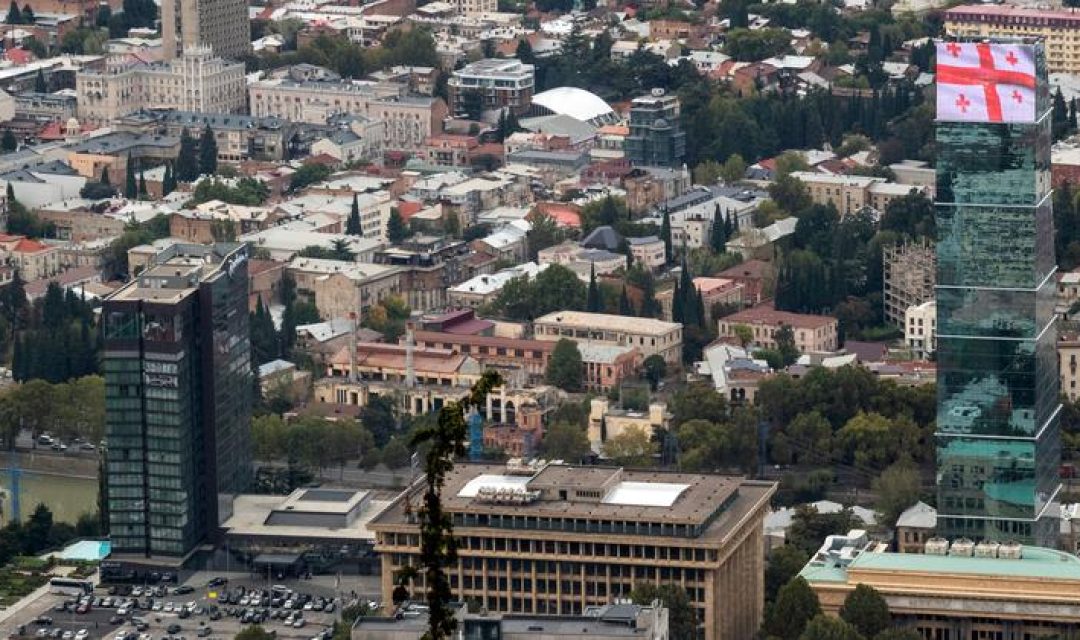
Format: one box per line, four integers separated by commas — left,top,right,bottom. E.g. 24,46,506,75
586,263,601,312
125,155,137,198
619,285,633,316
198,125,218,175
1070,98,1078,133
345,194,361,235
100,166,110,186
33,69,46,93
175,128,199,182
5,1,20,25
162,162,176,195
138,169,147,196
660,207,672,264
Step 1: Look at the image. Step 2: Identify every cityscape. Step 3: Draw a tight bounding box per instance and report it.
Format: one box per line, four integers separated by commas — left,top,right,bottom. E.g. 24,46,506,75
0,0,1074,639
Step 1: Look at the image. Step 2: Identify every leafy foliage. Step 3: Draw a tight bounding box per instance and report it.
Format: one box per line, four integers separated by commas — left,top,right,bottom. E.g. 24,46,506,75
629,584,696,640
545,339,583,392
839,584,891,639
486,264,585,321
763,577,821,640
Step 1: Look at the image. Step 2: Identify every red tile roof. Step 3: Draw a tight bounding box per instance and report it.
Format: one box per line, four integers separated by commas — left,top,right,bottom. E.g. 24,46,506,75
5,48,32,64
724,303,837,330
13,238,50,254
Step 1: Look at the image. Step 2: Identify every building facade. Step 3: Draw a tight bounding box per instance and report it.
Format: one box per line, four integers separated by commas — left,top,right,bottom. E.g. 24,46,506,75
624,89,686,168
533,311,683,366
160,0,250,61
905,299,936,359
945,5,1080,74
934,40,1060,546
883,239,936,329
788,171,926,218
717,304,838,353
77,49,246,123
368,461,776,640
447,58,535,118
102,242,253,560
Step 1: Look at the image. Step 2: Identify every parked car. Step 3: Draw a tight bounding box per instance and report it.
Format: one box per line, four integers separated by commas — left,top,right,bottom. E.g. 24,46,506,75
166,625,181,636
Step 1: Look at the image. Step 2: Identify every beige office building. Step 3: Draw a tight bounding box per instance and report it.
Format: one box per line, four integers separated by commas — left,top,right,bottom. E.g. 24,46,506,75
77,48,245,123
945,4,1080,74
788,171,925,218
369,461,776,640
532,310,683,366
161,0,250,60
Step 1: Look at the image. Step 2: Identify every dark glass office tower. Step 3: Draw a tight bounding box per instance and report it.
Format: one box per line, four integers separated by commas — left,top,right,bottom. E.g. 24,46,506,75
935,41,1060,546
103,243,253,559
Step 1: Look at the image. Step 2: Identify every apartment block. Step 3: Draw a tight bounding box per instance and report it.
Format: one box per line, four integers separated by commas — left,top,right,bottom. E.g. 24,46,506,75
788,171,925,218
945,5,1080,74
883,239,936,329
448,58,535,118
161,0,249,60
533,310,683,366
905,299,936,359
718,303,838,353
625,89,686,168
1060,331,1080,402
369,461,776,640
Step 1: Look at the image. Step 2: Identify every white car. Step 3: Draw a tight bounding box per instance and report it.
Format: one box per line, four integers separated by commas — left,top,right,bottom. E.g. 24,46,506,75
131,587,144,597
117,607,130,616
302,602,313,611
152,603,163,612
292,619,305,629
163,603,175,613
61,632,73,640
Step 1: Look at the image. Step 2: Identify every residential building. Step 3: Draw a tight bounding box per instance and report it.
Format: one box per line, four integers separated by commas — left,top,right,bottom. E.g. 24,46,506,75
788,171,925,218
882,239,935,329
1059,331,1080,403
247,79,398,124
353,601,670,640
715,259,772,306
447,262,547,309
587,398,671,453
77,48,246,123
533,311,683,366
718,304,839,353
116,110,293,162
160,0,249,61
905,300,936,359
371,236,472,311
933,40,1059,546
944,5,1080,74
286,259,402,320
0,235,62,280
895,501,938,554
65,131,180,179
420,134,479,167
368,461,776,640
14,91,77,122
447,58,535,118
801,530,1080,638
247,259,284,312
577,343,642,393
411,330,554,382
35,205,127,242
102,242,252,563
169,204,281,244
310,117,385,165
627,236,665,270
624,89,686,168
697,342,771,404
658,277,745,324
450,0,496,15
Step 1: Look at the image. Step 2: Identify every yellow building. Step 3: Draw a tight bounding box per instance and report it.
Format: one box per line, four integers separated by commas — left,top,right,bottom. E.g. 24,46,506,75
788,172,925,218
533,311,683,367
587,398,671,452
945,5,1080,74
369,461,776,640
801,530,1080,639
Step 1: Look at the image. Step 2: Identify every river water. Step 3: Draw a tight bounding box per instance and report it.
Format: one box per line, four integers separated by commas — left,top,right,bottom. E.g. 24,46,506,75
0,471,98,525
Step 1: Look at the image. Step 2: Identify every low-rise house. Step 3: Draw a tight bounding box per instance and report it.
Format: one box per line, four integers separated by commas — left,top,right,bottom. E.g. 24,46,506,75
587,397,671,454
447,262,547,308
718,303,839,353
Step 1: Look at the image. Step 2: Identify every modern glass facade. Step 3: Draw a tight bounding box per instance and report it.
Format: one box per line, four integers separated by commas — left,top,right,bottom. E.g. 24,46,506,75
935,42,1061,546
624,90,686,168
103,243,253,558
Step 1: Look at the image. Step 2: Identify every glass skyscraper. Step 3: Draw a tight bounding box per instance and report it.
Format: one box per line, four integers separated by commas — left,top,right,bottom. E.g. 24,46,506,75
935,40,1061,546
103,243,253,560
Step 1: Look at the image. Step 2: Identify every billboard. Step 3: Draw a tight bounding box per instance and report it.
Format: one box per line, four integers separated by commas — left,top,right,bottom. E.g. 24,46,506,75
936,41,1036,123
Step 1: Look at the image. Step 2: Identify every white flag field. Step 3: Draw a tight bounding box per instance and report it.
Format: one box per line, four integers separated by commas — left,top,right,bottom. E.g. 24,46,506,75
936,41,1037,123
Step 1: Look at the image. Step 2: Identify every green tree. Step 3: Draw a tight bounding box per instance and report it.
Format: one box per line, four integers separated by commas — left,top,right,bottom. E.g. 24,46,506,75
629,584,695,640
871,461,922,528
661,207,673,263
642,354,667,391
162,162,176,195
33,69,46,93
769,174,811,214
693,160,722,186
138,169,147,197
586,263,601,312
345,194,361,235
249,297,279,364
786,505,859,556
289,163,331,191
602,425,656,467
386,207,408,243
175,128,199,182
798,615,862,640
24,503,53,554
360,295,410,342
720,153,747,183
538,422,589,461
0,129,16,153
839,584,891,639
765,544,809,603
5,1,20,24
199,126,218,175
410,371,501,640
880,192,935,239
776,324,800,366
733,324,753,348
125,155,137,198
525,210,560,261
724,27,792,61
380,437,410,468
763,577,821,640
234,626,276,640
545,338,583,392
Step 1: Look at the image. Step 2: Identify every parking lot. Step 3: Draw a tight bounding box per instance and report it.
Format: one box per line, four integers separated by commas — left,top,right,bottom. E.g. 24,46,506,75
1,578,349,640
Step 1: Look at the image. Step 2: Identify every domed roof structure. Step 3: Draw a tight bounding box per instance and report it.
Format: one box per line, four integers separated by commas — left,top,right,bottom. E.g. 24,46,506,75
531,87,617,125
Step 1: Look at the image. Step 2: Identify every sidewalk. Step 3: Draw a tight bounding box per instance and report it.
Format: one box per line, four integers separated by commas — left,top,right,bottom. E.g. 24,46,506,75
0,582,50,626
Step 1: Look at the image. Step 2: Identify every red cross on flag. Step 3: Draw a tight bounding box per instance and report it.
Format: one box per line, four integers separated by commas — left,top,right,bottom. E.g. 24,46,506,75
936,41,1037,123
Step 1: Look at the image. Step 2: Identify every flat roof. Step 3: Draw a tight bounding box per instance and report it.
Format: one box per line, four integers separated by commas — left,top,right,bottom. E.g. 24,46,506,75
533,310,681,335
848,545,1080,580
223,493,390,542
602,481,688,507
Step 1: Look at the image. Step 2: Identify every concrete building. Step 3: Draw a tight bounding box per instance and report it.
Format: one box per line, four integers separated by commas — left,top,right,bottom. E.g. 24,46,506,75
310,117,385,165
411,330,554,383
353,601,669,640
14,91,76,122
117,110,292,162
447,262,547,309
883,239,936,329
625,89,685,169
447,58,535,118
77,48,245,123
160,0,249,61
284,257,401,320
895,501,938,554
718,304,838,354
1060,331,1080,402
627,235,665,270
102,242,252,566
368,461,776,640
945,5,1080,74
533,311,683,366
788,171,925,218
905,299,936,359
247,79,399,124
587,398,671,453
801,530,1080,639
0,234,62,280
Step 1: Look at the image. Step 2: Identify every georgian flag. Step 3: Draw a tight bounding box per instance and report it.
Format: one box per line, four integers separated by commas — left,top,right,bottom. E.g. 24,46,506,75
936,41,1037,123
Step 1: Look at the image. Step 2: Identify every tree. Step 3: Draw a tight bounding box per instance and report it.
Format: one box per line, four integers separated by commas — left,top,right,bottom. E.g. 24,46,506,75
765,545,809,603
733,324,754,348
763,577,821,640
769,174,811,214
138,169,147,197
660,207,673,264
720,154,747,183
786,505,859,556
199,126,218,175
602,425,656,467
360,295,409,342
162,162,176,196
630,584,695,640
643,354,667,391
871,461,922,528
619,284,634,316
525,211,560,261
346,194,362,235
33,69,46,93
386,207,408,243
776,324,800,366
410,371,501,640
1054,87,1069,141
538,422,589,461
839,584,891,639
1,129,16,153
175,128,199,182
5,1,20,24
710,210,729,254
249,297,279,365
798,615,862,640
289,163,332,191
235,626,276,640
586,263,601,312
125,155,137,198
724,27,792,61
545,338,583,392
24,503,53,554
880,191,935,239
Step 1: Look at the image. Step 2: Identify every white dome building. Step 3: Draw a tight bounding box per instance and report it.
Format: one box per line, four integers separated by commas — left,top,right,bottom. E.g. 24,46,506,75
529,87,618,126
